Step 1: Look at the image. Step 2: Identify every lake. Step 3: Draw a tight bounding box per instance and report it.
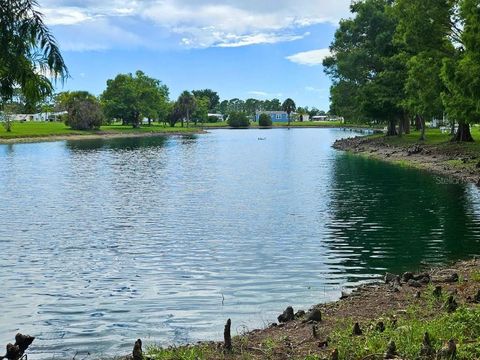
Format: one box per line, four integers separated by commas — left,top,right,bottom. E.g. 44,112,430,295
1,128,479,358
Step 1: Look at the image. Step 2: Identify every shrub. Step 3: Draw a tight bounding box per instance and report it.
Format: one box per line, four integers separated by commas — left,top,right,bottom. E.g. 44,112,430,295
66,98,103,130
258,113,272,127
227,112,250,128
207,115,219,123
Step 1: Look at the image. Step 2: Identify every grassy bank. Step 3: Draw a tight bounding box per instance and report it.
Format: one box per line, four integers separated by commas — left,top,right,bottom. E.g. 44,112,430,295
135,260,480,360
0,122,202,140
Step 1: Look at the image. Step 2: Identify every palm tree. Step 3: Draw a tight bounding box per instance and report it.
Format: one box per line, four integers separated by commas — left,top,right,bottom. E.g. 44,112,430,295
282,98,296,126
0,0,68,125
177,91,196,127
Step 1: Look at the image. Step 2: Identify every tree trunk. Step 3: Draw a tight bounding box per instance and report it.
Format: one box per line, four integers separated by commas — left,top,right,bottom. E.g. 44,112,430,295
288,112,291,126
386,118,397,136
398,115,404,137
419,115,426,141
186,110,190,128
415,115,422,131
403,113,410,134
453,122,474,142
148,117,151,126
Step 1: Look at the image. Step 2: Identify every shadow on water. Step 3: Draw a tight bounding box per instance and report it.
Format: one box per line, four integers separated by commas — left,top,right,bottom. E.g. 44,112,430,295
326,153,480,279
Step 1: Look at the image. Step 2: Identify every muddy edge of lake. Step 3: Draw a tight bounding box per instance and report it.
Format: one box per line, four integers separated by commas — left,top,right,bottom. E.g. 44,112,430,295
108,258,479,359
333,135,480,186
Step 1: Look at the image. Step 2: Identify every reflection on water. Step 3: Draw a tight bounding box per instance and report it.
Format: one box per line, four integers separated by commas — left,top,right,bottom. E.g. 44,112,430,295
0,129,479,359
326,154,480,281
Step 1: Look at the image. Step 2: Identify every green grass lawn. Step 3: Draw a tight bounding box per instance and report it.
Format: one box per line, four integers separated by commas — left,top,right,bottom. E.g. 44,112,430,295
0,121,200,139
371,126,480,155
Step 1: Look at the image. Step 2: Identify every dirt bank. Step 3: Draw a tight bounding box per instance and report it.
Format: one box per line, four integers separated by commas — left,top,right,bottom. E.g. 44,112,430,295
333,136,480,186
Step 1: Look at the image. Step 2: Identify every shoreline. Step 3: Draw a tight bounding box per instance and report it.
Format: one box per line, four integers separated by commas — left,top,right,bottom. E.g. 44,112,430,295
333,135,480,186
119,258,479,360
0,125,378,145
0,129,206,144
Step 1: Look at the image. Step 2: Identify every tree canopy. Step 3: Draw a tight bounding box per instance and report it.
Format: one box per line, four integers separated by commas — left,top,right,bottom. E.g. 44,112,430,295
0,0,68,105
101,71,169,128
323,0,479,142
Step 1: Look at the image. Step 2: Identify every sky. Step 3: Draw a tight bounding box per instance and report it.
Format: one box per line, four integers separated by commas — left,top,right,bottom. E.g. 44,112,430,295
40,0,353,111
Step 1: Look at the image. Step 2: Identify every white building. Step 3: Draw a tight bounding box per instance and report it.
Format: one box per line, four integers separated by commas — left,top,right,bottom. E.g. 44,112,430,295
5,111,67,122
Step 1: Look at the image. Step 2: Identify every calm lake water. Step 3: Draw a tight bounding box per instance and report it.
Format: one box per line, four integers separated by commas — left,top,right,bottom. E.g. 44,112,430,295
1,128,480,358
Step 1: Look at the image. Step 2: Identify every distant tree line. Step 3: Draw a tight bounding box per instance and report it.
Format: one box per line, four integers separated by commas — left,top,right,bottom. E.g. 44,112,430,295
0,1,329,132
323,0,480,142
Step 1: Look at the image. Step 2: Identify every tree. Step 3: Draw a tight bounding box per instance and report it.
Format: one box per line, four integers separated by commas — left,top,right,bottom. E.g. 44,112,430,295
440,0,480,142
323,0,405,136
282,98,296,126
0,0,68,131
167,101,183,127
395,0,455,140
192,96,209,125
64,92,103,130
258,113,272,127
101,71,168,128
177,91,196,127
227,112,250,128
192,89,219,111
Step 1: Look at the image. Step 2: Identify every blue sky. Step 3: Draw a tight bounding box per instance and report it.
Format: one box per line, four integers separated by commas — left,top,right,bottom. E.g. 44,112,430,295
41,0,352,111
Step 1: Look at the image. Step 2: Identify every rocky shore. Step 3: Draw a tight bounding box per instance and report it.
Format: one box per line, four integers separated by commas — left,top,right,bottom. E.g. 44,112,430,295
333,136,480,186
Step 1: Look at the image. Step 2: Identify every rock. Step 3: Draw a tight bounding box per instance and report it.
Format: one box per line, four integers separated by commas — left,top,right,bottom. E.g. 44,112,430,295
414,291,421,299
295,310,306,319
433,286,442,298
305,309,322,323
133,339,143,360
385,272,399,284
331,348,339,360
437,339,456,359
444,273,459,283
407,145,423,155
318,339,328,349
278,306,295,323
408,279,422,288
312,325,318,339
474,290,480,303
352,322,362,336
420,332,435,358
340,291,349,299
402,272,414,282
384,341,397,359
445,296,458,313
376,321,385,333
413,273,431,284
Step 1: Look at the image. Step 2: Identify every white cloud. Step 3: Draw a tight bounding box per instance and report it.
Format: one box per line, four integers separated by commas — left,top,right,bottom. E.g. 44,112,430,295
248,91,283,99
286,48,331,66
39,0,351,50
